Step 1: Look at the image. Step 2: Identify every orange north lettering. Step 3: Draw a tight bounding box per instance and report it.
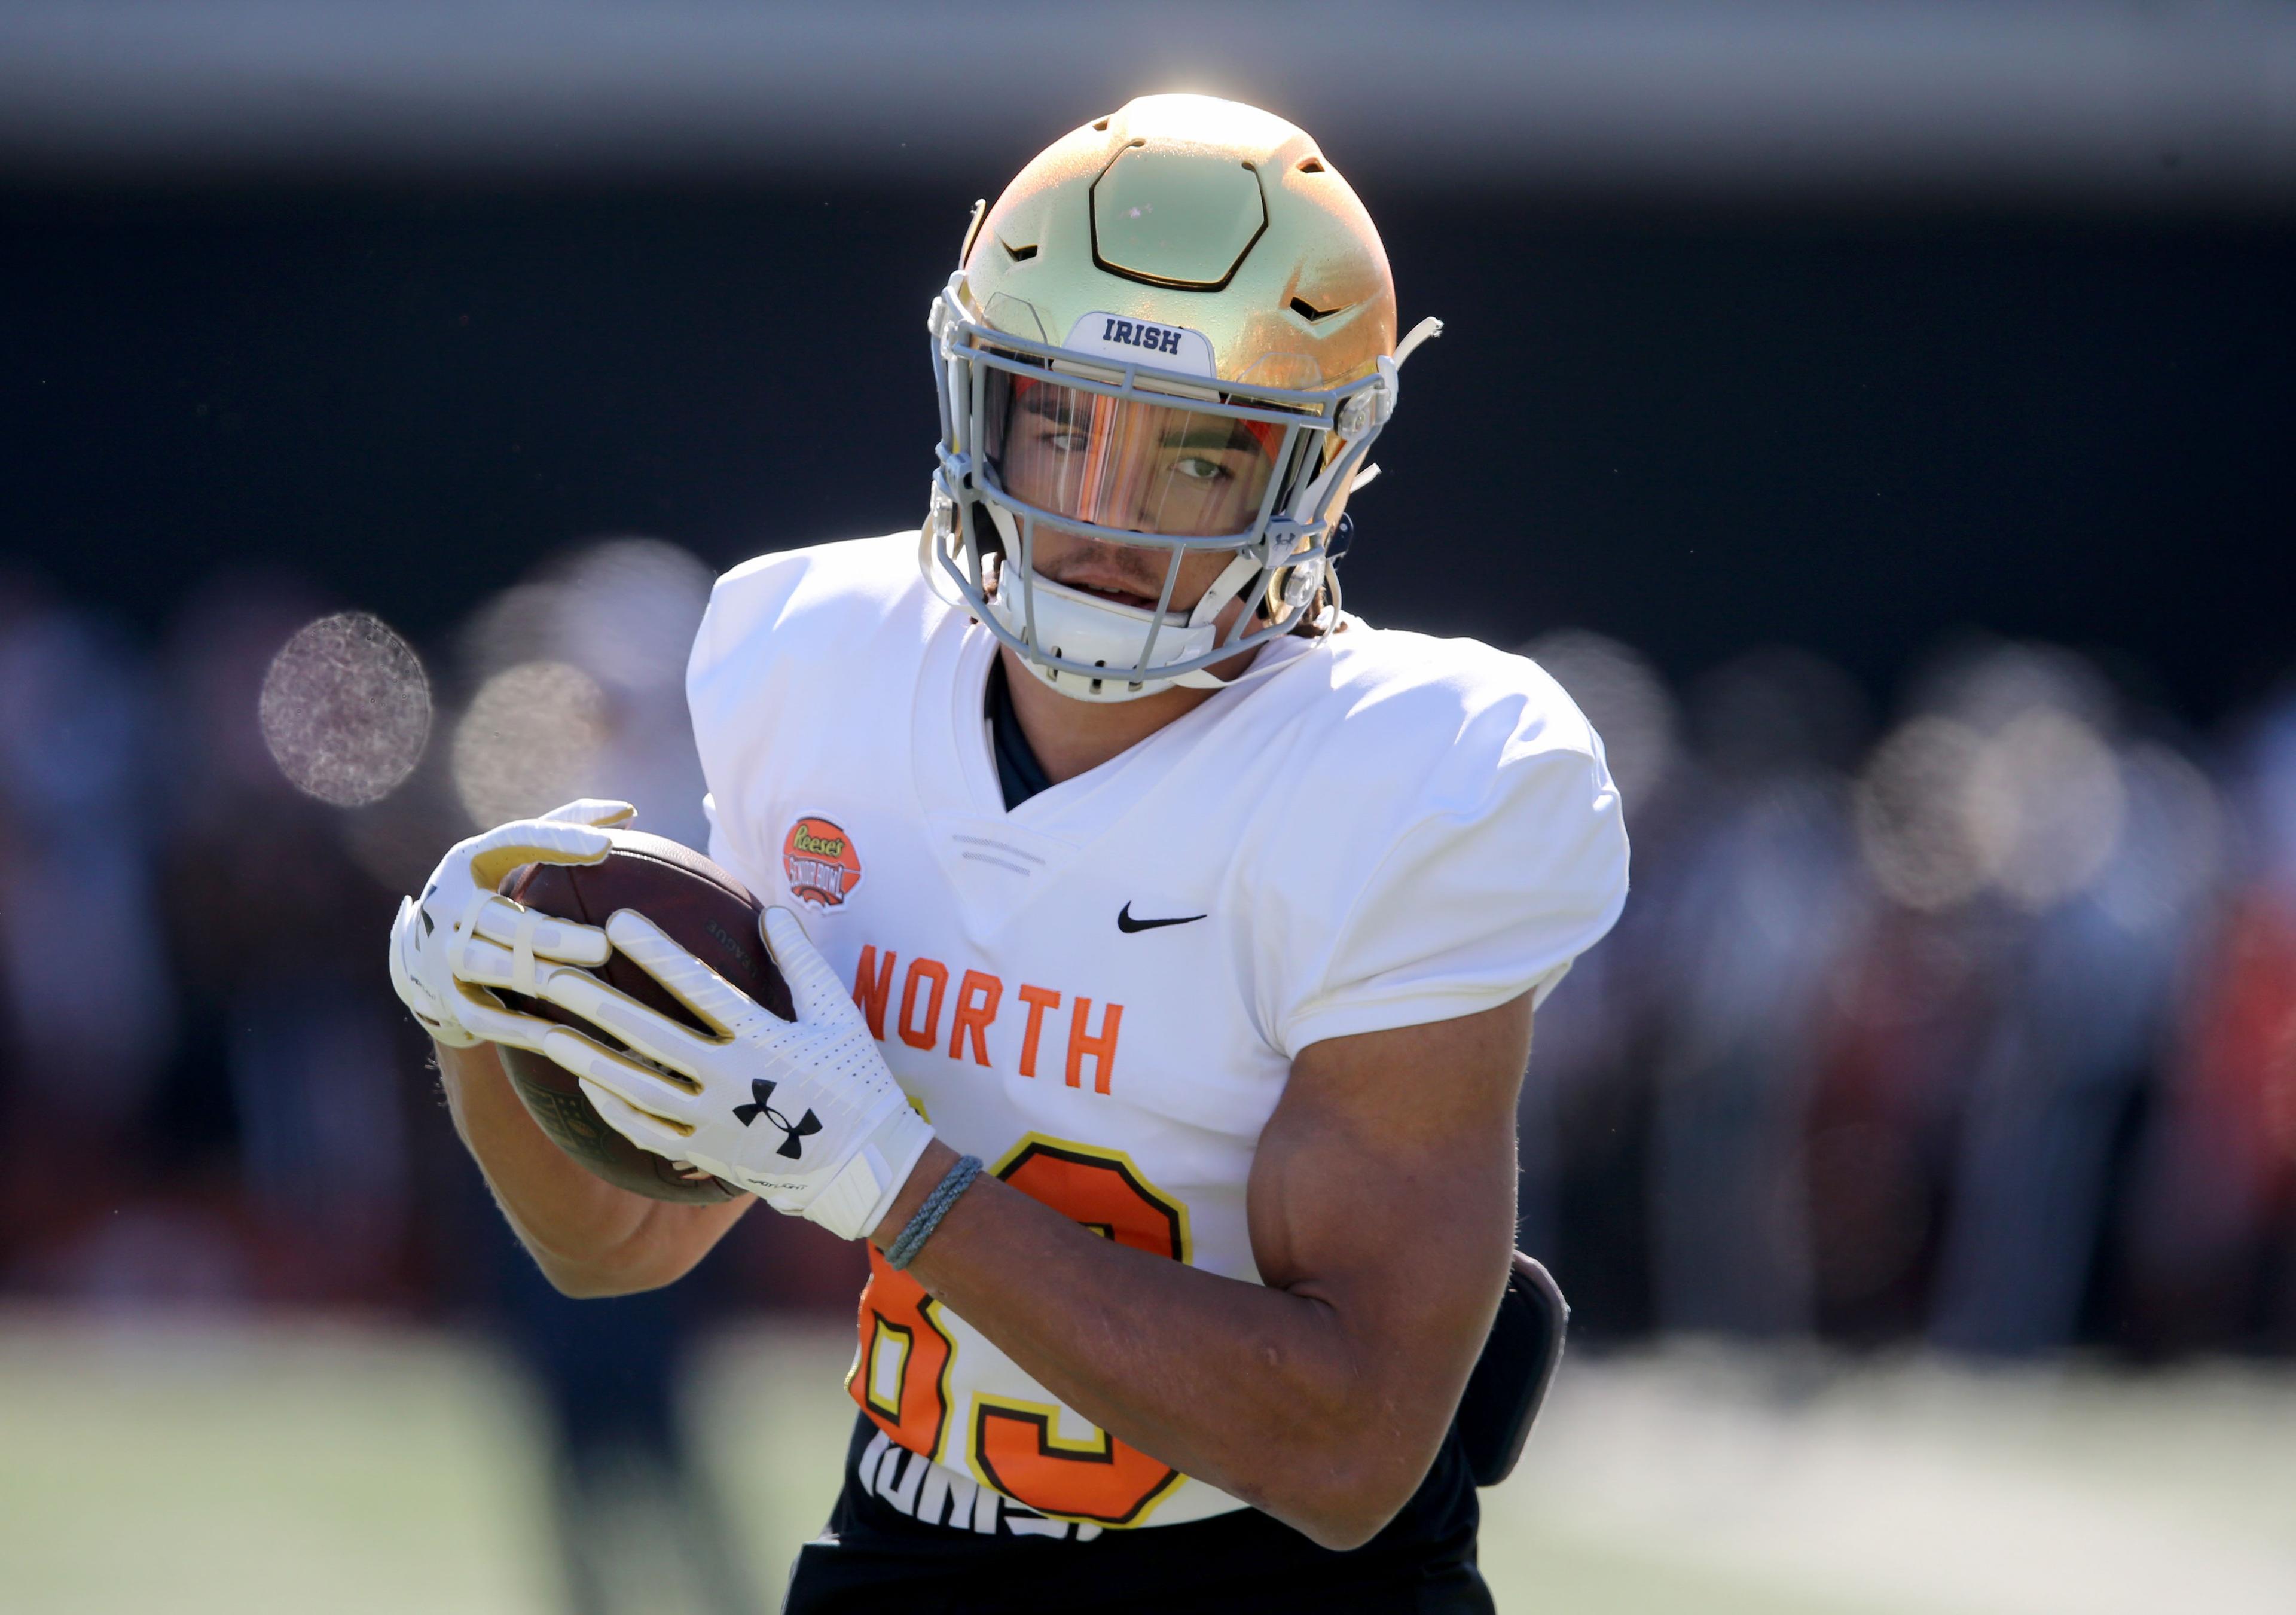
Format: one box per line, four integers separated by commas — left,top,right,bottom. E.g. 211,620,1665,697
948,970,1003,1067
1015,985,1060,1079
851,946,897,1040
1067,998,1123,1094
899,957,949,1051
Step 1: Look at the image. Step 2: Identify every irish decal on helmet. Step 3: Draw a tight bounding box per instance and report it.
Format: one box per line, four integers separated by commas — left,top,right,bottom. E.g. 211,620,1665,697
783,816,863,909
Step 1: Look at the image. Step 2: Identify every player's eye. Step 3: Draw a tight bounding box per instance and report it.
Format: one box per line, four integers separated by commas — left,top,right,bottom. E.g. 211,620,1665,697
1172,455,1226,482
1046,429,1091,452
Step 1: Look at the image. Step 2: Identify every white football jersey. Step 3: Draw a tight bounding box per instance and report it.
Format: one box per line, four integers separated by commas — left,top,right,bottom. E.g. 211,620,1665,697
687,532,1628,1533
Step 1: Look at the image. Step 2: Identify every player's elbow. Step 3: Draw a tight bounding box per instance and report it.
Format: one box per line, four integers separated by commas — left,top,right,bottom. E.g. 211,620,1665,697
1259,1464,1418,1552
1242,1422,1431,1552
520,1223,692,1299
1293,1503,1399,1554
535,1256,661,1299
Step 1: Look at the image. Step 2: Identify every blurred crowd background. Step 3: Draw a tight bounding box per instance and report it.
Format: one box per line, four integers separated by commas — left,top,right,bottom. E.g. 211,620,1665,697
8,552,2296,1355
3,3,2293,1610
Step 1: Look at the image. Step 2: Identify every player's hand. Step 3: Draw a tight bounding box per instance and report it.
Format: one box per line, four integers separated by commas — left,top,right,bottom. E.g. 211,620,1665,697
388,798,632,1051
525,906,934,1241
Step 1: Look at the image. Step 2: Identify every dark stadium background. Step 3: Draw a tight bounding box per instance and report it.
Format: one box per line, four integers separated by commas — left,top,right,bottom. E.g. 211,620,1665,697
8,186,2288,717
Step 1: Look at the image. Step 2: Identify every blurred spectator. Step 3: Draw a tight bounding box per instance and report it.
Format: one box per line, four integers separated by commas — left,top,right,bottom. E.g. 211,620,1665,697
447,539,751,1615
487,1213,758,1615
1922,650,2222,1354
1517,631,1686,1333
1642,649,1870,1338
154,573,418,1303
0,585,179,1281
2124,687,2296,1354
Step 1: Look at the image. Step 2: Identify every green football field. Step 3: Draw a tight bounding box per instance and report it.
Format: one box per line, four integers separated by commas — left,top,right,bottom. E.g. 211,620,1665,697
4,1308,2292,1614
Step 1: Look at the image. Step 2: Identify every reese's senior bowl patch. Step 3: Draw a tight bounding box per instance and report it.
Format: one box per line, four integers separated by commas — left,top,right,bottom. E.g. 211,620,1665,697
783,815,862,909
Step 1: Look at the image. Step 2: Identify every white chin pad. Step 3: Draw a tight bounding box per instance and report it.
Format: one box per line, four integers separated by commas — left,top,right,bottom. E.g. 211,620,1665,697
986,572,1219,701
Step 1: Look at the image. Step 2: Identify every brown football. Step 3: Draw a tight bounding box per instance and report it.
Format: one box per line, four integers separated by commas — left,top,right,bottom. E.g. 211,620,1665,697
496,828,792,1204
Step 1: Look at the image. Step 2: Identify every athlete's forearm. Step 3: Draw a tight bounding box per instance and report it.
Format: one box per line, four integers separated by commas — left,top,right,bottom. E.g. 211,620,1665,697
434,1040,747,1296
875,1140,1433,1549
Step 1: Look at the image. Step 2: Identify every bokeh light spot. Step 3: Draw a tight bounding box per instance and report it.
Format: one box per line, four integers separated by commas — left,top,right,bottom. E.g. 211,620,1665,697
1965,707,2127,912
1854,716,1987,911
1524,629,1682,813
451,660,609,828
258,610,431,807
553,538,714,693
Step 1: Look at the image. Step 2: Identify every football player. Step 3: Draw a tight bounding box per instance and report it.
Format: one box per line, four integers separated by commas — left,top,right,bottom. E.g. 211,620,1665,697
392,94,1628,1613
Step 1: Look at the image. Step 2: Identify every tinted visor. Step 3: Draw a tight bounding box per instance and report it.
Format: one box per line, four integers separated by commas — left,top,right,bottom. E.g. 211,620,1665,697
982,370,1285,539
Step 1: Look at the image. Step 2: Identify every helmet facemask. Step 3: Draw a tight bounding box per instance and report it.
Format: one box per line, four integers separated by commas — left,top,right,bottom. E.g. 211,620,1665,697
924,277,1400,703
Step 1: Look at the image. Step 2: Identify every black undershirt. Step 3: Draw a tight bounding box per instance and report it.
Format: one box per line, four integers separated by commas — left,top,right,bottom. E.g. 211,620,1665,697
985,654,1054,810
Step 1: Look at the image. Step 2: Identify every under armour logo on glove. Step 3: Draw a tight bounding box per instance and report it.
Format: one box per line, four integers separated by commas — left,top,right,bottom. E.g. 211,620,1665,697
528,904,936,1241
733,1077,823,1159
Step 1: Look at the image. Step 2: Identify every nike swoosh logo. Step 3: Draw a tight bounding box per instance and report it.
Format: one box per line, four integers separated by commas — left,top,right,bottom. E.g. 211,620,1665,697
1118,902,1207,934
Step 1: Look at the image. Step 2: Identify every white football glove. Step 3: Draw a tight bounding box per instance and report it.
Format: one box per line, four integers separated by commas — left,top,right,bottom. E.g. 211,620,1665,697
387,798,631,1050
509,906,933,1241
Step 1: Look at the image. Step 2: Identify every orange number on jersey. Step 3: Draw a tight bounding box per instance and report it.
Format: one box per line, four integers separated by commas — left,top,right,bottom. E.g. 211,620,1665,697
970,1138,1192,1526
848,1248,955,1461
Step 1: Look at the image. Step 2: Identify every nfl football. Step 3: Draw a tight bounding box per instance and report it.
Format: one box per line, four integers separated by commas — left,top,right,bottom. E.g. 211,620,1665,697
496,828,793,1204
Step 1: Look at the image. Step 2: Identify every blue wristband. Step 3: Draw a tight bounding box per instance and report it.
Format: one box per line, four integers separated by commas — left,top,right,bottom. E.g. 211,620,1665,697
886,1155,982,1271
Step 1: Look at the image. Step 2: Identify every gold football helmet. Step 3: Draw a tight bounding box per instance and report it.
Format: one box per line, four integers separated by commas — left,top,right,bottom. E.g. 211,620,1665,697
923,94,1440,702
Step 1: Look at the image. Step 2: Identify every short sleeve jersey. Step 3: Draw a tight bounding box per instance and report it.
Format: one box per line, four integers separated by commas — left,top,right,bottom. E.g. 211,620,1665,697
686,533,1629,1532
